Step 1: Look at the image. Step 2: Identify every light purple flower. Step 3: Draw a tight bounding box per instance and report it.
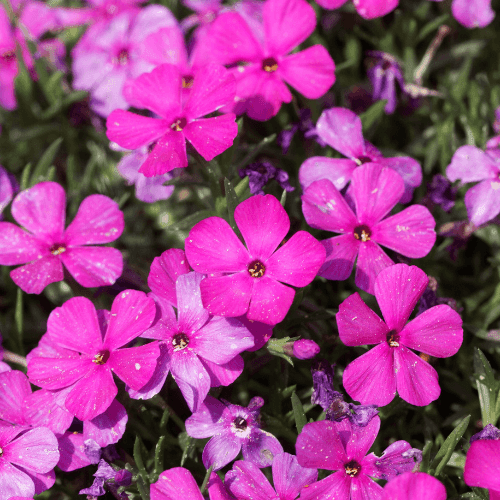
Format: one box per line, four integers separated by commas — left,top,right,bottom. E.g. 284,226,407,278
27,290,159,421
186,194,326,325
185,395,283,470
239,161,295,195
337,264,463,406
464,439,500,500
470,423,500,443
0,181,124,294
446,145,500,226
202,0,335,121
302,164,435,294
315,0,398,19
225,452,317,499
382,472,446,500
425,174,457,213
0,165,18,218
299,107,422,202
296,416,420,500
107,63,237,176
130,272,254,412
0,422,59,499
80,459,132,498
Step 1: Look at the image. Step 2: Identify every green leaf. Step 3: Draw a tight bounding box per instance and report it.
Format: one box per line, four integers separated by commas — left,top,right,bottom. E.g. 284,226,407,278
30,137,63,186
280,189,287,207
178,431,196,466
359,100,387,132
419,440,433,473
224,177,240,234
417,14,450,42
235,133,276,171
167,210,213,231
15,288,24,355
451,58,472,102
291,392,307,434
474,348,498,426
134,436,151,499
20,163,32,191
152,435,166,480
431,415,470,475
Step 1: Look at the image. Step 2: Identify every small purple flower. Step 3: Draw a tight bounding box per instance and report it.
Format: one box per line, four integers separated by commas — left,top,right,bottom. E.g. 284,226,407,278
185,395,283,471
426,174,457,212
80,459,132,498
464,439,500,499
366,51,405,114
225,452,317,499
277,109,326,154
239,161,295,195
186,194,325,325
382,472,446,500
470,423,500,444
302,164,436,294
299,107,422,202
296,416,420,500
0,181,124,294
0,165,18,218
337,264,463,406
311,360,378,427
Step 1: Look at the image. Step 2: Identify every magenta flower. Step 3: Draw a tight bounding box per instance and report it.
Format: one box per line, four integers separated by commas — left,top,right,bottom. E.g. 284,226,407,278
337,264,463,406
450,0,495,28
464,439,500,499
0,422,59,499
107,63,237,176
202,0,335,121
296,416,419,500
151,467,233,500
299,107,422,202
225,453,317,499
130,272,254,411
186,194,326,325
27,290,159,421
0,181,124,294
302,164,435,294
382,472,447,500
185,395,283,470
446,145,500,226
315,0,398,19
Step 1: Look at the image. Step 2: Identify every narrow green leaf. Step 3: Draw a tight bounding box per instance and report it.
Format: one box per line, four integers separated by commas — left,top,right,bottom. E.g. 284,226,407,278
359,100,387,132
15,288,24,355
167,210,213,231
291,392,307,434
153,435,166,479
178,431,195,466
200,465,214,495
419,440,433,473
282,385,297,400
417,14,450,42
134,436,151,498
30,137,63,186
432,415,470,476
224,177,240,234
280,189,287,207
20,163,32,191
474,348,497,425
235,133,276,171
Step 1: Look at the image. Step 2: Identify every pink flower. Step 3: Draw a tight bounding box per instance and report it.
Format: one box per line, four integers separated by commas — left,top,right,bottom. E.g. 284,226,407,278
337,264,463,406
450,0,495,28
464,439,500,500
315,0,398,19
202,0,335,121
107,63,238,176
302,164,435,294
299,107,422,203
27,290,159,421
446,145,500,226
0,181,124,294
382,472,446,500
130,272,254,411
296,416,419,500
185,194,326,325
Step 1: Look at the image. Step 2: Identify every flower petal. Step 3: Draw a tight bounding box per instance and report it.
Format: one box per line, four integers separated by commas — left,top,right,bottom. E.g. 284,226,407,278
319,234,359,281
200,355,244,387
343,343,396,406
273,452,318,500
151,468,204,500
202,433,242,471
383,472,447,500
200,274,253,317
64,195,124,245
350,473,384,500
299,157,357,191
337,292,389,346
464,440,500,490
0,223,43,265
354,0,398,19
175,272,210,334
83,399,127,447
394,346,440,406
226,460,276,500
10,256,63,294
27,357,91,391
185,395,226,438
374,264,428,332
465,179,500,226
138,130,188,176
446,145,498,183
242,428,284,467
346,416,380,460
299,472,350,500
451,0,495,28
354,240,393,295
0,461,35,498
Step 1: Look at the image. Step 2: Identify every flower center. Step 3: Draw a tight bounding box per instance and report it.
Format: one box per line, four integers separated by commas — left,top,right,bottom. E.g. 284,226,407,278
233,416,248,430
356,156,372,165
248,260,266,278
382,60,392,71
386,330,400,347
182,75,194,89
262,57,278,73
49,243,67,256
172,333,189,351
170,117,187,132
1,50,15,62
115,48,129,65
92,350,110,365
353,225,371,242
344,460,361,478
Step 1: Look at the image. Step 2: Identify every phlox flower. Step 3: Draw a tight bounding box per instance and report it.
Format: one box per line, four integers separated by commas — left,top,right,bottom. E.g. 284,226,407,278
80,459,132,499
185,395,283,470
296,416,420,500
302,164,435,294
431,0,495,28
130,271,254,412
337,264,463,406
315,0,398,19
225,453,317,499
299,107,422,202
239,161,295,195
446,144,500,226
27,290,159,421
464,439,500,500
202,0,335,121
151,467,233,500
0,181,124,294
107,63,237,176
382,472,446,500
185,194,326,325
0,422,59,500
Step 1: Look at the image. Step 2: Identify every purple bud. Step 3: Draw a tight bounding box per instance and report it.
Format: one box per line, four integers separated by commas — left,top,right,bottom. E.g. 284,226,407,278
292,339,320,359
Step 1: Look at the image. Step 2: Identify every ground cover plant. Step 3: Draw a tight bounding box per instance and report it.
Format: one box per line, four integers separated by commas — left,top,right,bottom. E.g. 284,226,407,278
0,0,500,498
